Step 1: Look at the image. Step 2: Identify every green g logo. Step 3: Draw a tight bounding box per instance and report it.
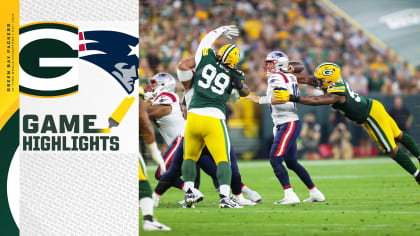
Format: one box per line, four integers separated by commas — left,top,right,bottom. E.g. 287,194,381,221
20,22,78,97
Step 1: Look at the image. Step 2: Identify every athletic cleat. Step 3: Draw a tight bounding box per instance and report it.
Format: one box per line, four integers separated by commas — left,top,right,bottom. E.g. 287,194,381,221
303,189,326,202
274,191,300,205
152,192,160,207
192,188,205,203
415,173,420,186
232,194,256,206
219,195,243,208
184,189,195,208
143,219,171,231
244,190,262,203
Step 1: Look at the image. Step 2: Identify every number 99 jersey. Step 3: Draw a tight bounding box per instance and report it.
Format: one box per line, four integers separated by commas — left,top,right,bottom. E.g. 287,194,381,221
326,80,372,124
189,48,245,120
267,72,299,125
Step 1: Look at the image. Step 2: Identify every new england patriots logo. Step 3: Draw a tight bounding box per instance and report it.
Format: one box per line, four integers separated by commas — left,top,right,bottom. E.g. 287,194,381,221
79,31,139,94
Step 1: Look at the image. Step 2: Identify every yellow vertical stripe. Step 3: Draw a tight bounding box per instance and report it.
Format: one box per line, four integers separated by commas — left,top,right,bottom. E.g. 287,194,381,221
0,0,19,131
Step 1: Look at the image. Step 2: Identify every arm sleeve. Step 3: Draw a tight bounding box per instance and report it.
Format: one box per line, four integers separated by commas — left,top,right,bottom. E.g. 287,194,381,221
195,30,221,69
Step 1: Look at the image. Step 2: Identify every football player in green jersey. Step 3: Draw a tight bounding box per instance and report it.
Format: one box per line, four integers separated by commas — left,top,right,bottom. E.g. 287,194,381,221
274,62,420,185
177,25,250,208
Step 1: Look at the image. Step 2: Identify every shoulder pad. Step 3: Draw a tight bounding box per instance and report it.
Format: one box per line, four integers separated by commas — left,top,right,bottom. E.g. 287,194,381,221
202,48,215,57
153,92,177,105
327,82,346,95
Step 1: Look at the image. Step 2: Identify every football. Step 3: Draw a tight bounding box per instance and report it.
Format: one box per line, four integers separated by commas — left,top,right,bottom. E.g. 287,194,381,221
289,61,304,73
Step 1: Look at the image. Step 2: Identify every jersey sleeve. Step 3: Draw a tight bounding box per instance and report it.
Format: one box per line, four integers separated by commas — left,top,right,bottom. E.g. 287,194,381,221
326,82,346,96
152,92,177,106
194,30,219,69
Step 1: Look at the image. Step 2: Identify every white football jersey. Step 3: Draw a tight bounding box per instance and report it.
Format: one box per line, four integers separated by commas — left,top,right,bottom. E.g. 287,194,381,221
266,72,299,125
152,90,186,145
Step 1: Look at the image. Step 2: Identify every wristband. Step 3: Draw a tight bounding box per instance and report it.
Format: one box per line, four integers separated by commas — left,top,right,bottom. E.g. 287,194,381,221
259,96,271,104
177,69,193,82
289,95,300,103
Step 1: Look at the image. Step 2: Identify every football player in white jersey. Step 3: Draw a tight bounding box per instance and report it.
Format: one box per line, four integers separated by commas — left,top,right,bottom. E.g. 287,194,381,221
144,73,204,205
247,51,325,204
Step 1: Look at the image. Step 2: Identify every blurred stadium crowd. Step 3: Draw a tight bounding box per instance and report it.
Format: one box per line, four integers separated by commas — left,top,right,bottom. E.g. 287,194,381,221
139,0,418,159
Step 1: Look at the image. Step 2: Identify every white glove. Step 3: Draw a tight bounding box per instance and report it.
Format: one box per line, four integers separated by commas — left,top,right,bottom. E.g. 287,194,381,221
214,25,240,40
159,163,167,175
147,142,166,174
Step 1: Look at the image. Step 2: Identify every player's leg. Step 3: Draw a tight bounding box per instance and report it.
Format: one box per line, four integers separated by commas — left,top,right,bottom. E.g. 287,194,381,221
270,121,300,204
182,113,205,207
154,136,184,189
153,138,185,205
229,145,260,205
364,100,419,184
269,123,292,189
282,121,325,202
392,116,420,162
197,147,220,190
203,118,241,208
139,155,170,231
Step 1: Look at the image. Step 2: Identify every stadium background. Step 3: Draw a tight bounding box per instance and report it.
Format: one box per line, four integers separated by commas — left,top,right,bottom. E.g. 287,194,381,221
139,0,420,160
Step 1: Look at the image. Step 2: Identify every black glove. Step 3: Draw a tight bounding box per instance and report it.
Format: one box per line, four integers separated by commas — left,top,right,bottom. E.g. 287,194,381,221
229,68,245,90
231,74,244,90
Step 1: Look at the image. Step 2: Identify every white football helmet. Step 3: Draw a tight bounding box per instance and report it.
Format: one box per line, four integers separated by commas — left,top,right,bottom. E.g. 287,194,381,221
149,73,177,93
264,51,289,75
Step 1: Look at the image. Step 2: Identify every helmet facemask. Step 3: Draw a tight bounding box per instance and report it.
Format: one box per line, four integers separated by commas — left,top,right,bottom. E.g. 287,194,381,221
264,51,289,76
148,73,177,93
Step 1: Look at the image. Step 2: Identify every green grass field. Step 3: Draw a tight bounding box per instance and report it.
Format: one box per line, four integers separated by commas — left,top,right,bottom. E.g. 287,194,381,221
141,158,420,236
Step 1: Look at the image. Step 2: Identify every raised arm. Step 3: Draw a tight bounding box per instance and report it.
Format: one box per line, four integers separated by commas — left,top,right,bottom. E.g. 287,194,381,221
194,25,239,68
293,73,322,87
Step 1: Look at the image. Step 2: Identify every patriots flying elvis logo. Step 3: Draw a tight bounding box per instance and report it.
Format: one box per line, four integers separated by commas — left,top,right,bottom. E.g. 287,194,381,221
79,30,139,95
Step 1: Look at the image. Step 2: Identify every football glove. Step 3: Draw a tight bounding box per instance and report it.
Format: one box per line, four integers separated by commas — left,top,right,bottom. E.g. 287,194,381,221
214,25,240,40
273,89,290,102
273,88,300,103
231,74,244,90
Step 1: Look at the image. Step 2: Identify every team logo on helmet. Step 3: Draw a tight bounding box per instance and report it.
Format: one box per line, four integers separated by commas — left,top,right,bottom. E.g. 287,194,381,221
322,69,333,76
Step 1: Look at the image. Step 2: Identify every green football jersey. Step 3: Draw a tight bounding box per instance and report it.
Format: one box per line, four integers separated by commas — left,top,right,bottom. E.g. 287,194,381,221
189,48,245,114
326,80,372,124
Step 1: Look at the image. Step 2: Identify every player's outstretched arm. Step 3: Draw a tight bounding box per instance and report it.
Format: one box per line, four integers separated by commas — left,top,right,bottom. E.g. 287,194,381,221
273,89,345,105
297,94,344,105
294,73,322,87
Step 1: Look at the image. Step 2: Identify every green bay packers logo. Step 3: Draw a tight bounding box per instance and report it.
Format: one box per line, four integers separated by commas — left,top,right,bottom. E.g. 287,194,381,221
322,69,333,76
20,22,78,97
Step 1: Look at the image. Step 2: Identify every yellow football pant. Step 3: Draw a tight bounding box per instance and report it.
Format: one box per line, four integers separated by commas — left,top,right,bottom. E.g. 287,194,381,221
363,99,402,153
184,113,230,165
139,154,148,181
